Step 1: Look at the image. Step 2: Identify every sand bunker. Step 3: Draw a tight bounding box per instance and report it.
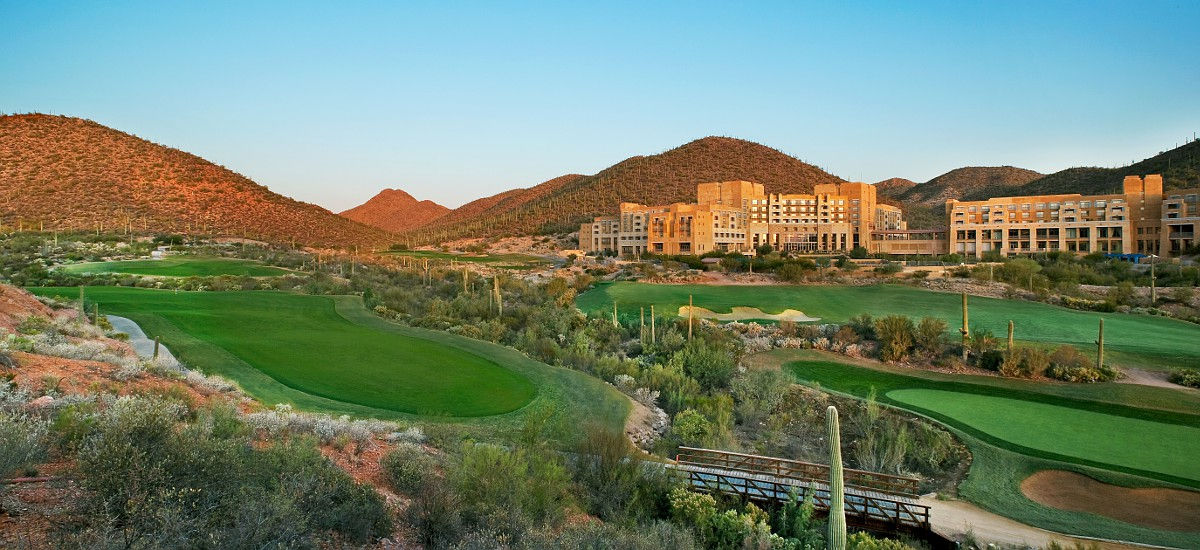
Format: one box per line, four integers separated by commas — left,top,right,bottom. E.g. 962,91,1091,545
1021,470,1200,532
679,305,819,323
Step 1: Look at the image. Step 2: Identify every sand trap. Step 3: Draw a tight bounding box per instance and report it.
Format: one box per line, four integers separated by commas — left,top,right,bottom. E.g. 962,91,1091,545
1021,470,1200,532
679,305,819,323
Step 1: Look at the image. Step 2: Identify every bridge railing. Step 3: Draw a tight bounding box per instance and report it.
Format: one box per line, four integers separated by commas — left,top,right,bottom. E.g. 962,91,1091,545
676,446,920,497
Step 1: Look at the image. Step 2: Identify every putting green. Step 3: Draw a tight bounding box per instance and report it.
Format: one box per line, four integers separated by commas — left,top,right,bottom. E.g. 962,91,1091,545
578,282,1200,369
60,257,291,277
31,287,535,416
888,389,1200,484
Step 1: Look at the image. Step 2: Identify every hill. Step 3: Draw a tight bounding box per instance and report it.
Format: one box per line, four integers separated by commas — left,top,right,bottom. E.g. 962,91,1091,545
895,166,1044,206
976,138,1200,199
408,136,845,242
0,114,394,248
339,188,449,232
873,177,917,196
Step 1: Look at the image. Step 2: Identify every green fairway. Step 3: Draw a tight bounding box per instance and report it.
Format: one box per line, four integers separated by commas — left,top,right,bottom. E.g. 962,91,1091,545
577,282,1200,369
889,389,1200,484
32,287,534,416
784,357,1200,487
60,257,291,277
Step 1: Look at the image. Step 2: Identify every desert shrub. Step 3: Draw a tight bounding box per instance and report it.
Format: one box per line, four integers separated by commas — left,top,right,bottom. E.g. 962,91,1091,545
1168,368,1200,389
847,313,876,340
450,442,573,541
874,315,915,362
672,409,712,447
671,339,737,392
405,477,464,548
875,262,903,275
914,317,947,357
16,315,52,335
72,396,391,546
847,531,917,550
1107,281,1136,307
1045,346,1119,383
668,488,776,550
1,413,48,483
976,349,1005,371
731,369,791,427
999,346,1050,378
774,489,824,548
382,442,435,493
909,270,930,279
967,328,998,364
573,425,682,523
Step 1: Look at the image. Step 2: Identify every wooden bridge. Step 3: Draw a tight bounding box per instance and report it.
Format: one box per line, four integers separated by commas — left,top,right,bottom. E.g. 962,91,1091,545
670,447,934,538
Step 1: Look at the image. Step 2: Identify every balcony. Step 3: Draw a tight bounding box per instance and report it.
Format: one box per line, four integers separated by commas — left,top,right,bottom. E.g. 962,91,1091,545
1169,232,1196,240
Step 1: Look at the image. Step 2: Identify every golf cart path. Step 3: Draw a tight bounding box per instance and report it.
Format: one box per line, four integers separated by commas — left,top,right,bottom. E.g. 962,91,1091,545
924,495,1153,550
105,315,181,367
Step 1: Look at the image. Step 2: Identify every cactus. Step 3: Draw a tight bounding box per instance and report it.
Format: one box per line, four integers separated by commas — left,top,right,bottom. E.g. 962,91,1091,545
688,294,694,340
650,305,656,345
960,292,969,362
1007,320,1014,355
493,277,503,316
153,336,161,360
612,302,618,328
1096,318,1104,368
827,406,847,550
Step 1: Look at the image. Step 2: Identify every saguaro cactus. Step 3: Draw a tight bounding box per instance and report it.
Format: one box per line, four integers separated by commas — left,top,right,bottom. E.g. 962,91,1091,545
960,292,969,362
688,294,694,340
153,336,161,360
827,406,847,550
493,277,503,316
1007,320,1014,355
650,304,656,345
1096,318,1104,368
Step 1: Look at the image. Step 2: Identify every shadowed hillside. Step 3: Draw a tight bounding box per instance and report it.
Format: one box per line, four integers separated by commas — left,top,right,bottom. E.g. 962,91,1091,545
974,138,1200,199
897,166,1044,206
340,188,449,232
0,114,394,247
873,177,917,196
408,137,845,242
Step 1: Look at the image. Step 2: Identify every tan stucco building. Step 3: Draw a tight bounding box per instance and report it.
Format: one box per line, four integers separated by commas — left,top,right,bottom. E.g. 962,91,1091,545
580,174,1198,259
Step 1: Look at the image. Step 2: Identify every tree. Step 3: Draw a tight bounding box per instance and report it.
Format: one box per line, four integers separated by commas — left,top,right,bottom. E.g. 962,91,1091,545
672,409,712,446
672,340,737,391
849,246,869,259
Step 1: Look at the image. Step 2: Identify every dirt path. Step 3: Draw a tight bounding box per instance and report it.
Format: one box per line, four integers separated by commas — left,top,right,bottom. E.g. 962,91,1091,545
1118,367,1189,390
923,495,1153,550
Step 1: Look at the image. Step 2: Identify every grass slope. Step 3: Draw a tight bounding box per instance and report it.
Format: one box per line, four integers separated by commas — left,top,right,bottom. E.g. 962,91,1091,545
777,353,1200,547
380,250,550,267
577,282,1200,369
33,287,536,416
60,257,291,277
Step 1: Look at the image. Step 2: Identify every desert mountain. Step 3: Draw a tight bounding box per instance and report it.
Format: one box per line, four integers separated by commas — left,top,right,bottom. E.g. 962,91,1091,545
979,138,1200,199
893,166,1044,207
340,188,449,232
409,137,845,243
0,114,394,248
873,177,917,196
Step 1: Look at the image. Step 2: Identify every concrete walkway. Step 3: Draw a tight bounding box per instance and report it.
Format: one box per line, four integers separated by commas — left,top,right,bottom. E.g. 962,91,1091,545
105,315,181,367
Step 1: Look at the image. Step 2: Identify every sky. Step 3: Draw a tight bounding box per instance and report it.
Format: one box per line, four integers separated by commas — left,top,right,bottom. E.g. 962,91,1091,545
2,1,1198,211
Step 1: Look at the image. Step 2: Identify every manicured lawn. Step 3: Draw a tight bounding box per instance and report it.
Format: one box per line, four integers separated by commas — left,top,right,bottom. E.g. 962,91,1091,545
784,357,1200,488
889,389,1200,485
31,287,536,417
578,282,1200,369
773,352,1200,547
59,257,291,277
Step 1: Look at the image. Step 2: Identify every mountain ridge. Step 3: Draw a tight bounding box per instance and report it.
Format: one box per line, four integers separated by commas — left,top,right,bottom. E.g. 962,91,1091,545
339,188,450,232
0,114,394,247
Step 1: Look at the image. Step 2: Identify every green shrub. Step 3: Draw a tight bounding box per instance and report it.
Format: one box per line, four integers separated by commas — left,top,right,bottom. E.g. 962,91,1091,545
381,442,434,493
874,315,915,362
672,409,712,447
847,531,917,550
1045,345,1119,383
572,425,682,523
450,442,573,540
914,317,947,357
999,347,1050,378
1169,368,1200,389
1,413,48,482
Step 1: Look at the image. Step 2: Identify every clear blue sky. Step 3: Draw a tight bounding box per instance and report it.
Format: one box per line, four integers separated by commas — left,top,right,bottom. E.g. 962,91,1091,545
3,1,1198,210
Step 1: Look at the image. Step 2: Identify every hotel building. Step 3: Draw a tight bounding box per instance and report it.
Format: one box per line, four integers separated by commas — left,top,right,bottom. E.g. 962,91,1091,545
580,174,1199,259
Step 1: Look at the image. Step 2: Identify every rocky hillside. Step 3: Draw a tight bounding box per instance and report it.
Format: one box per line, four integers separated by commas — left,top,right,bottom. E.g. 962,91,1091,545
984,138,1200,199
339,188,449,232
0,114,394,248
894,166,1044,206
407,137,845,242
873,177,917,196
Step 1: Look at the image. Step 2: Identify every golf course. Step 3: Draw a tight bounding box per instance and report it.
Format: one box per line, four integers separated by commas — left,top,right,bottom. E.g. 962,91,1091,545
59,256,292,277
577,282,1200,369
777,353,1200,546
28,287,628,435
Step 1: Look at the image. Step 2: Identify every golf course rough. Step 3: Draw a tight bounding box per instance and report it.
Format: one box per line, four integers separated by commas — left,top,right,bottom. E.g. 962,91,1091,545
577,282,1200,369
32,287,536,417
59,257,291,277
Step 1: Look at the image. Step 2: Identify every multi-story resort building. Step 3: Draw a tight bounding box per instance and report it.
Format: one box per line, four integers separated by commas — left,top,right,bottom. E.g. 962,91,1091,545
580,174,1200,259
